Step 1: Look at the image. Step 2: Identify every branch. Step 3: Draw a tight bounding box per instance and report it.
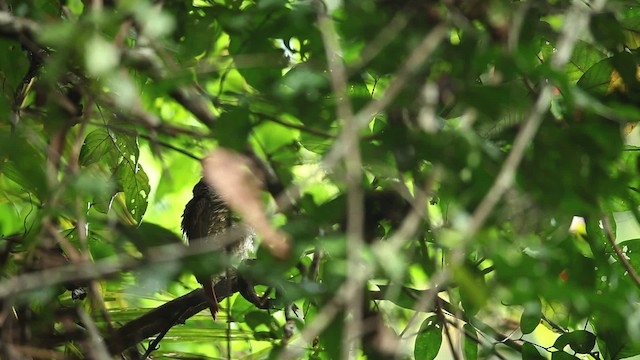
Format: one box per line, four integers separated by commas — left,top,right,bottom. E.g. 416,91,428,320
0,227,254,298
106,277,240,355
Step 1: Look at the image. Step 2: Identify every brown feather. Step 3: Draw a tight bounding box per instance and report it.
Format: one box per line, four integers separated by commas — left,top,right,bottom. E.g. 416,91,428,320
182,179,246,321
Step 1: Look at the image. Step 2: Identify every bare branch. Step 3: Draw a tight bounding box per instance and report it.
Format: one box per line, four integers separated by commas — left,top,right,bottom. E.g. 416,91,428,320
107,278,240,355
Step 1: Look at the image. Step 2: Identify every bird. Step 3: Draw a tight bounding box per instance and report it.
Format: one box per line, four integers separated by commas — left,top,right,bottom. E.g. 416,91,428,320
181,179,254,320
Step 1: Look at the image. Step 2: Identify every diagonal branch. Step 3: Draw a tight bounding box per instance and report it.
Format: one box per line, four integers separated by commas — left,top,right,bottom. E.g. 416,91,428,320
106,278,240,355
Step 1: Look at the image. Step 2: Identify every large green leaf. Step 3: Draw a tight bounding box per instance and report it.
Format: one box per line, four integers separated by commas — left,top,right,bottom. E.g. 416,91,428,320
414,315,442,360
577,57,614,95
113,160,150,224
565,41,607,84
79,129,117,167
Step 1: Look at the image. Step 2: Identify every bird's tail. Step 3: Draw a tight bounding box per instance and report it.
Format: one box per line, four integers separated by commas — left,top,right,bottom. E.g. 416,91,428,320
203,280,219,321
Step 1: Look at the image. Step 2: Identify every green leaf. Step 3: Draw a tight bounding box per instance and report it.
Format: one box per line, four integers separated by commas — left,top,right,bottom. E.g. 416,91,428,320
520,298,542,334
121,222,184,254
611,51,639,90
318,312,344,360
113,161,150,224
462,324,478,360
376,285,424,311
618,343,640,359
522,342,545,359
554,330,596,354
617,239,640,273
228,35,285,92
79,129,116,166
455,264,488,317
590,12,626,50
176,7,220,60
414,315,442,360
300,132,332,154
577,58,614,95
0,132,47,200
231,291,257,321
551,351,579,360
80,129,140,169
0,39,29,93
216,106,252,151
565,41,606,84
245,310,275,331
252,120,299,154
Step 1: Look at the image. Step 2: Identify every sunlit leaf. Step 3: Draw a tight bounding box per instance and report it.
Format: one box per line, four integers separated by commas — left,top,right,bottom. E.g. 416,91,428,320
113,161,150,224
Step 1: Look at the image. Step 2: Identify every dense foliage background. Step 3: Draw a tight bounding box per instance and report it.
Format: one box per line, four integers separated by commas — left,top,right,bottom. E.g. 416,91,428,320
3,0,640,359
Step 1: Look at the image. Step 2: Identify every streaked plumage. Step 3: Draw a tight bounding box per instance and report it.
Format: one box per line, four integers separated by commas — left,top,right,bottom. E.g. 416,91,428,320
181,179,253,320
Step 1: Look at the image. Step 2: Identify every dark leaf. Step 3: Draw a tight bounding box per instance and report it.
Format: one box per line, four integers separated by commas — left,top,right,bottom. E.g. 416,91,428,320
414,315,442,360
522,342,545,360
554,330,596,354
520,298,542,334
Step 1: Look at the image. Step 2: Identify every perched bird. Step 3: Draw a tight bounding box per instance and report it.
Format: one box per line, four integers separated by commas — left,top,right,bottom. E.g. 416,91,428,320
181,179,254,320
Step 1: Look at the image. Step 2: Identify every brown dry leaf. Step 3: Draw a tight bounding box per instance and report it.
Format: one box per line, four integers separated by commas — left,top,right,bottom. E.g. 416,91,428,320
202,149,290,259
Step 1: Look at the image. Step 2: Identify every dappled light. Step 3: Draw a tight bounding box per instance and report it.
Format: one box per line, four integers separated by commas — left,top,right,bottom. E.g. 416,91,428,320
2,0,640,359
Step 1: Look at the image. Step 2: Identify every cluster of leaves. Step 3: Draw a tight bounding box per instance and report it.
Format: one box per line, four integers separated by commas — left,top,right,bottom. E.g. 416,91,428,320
3,0,640,359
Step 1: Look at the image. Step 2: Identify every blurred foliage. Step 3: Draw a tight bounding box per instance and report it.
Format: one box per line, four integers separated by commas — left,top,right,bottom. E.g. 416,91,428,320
2,0,640,359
